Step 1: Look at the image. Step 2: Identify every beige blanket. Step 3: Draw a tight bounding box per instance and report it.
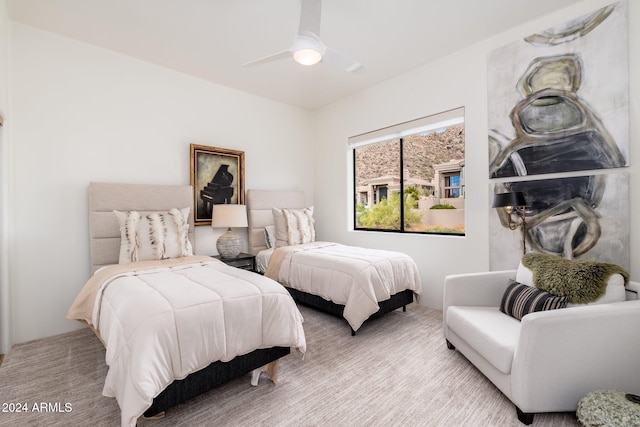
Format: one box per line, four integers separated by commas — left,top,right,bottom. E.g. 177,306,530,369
265,242,331,281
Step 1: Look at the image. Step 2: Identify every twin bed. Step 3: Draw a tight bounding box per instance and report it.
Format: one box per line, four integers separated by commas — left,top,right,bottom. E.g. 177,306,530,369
246,189,422,335
67,183,421,426
67,183,306,427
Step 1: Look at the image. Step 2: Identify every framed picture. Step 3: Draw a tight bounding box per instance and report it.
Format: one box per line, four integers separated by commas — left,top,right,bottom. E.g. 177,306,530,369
190,144,245,226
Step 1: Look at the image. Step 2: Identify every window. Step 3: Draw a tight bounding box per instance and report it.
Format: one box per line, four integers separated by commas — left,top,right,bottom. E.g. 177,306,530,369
350,107,465,235
445,174,460,198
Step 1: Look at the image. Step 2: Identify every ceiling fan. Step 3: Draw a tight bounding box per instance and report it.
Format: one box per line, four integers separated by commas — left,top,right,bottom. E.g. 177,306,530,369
243,0,365,73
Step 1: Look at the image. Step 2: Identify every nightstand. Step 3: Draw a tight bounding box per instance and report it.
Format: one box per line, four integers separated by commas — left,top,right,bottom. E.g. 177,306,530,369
213,253,255,272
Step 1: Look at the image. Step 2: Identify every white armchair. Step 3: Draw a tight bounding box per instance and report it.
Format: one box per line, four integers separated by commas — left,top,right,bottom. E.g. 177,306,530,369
443,269,640,424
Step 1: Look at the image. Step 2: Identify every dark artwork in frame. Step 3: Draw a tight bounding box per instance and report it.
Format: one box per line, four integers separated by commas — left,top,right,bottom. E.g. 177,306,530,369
190,144,245,226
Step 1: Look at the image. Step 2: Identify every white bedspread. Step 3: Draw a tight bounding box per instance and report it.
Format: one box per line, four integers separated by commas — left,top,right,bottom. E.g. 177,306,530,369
68,256,306,427
265,242,422,331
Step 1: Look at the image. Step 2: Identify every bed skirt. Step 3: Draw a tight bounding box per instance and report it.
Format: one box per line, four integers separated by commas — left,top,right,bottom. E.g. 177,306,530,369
144,346,291,417
285,287,415,335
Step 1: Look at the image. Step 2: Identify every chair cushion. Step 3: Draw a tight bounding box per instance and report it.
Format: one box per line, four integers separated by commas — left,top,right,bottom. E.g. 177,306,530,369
446,306,520,374
500,280,567,320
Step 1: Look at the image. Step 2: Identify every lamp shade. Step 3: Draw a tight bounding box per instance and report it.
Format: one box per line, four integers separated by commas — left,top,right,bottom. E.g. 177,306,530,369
492,191,526,208
211,204,248,229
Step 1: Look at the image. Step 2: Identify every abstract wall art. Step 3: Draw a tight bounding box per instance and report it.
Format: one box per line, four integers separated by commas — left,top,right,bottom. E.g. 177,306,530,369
487,1,629,269
488,0,629,178
489,172,629,270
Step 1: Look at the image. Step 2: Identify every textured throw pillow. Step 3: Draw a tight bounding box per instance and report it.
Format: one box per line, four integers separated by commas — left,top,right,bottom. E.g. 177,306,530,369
272,206,315,248
521,252,629,304
114,207,193,264
500,280,567,321
264,225,276,249
519,261,626,306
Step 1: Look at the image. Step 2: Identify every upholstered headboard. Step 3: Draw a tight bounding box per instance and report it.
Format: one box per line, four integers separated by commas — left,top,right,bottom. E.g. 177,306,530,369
88,182,196,274
246,189,305,255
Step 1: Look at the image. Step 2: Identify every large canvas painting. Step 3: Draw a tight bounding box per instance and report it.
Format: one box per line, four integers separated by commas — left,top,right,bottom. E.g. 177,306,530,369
487,1,630,270
488,1,629,178
489,172,629,271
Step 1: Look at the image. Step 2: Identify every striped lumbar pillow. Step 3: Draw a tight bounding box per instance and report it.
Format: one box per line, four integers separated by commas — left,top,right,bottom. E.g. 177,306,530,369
500,280,567,320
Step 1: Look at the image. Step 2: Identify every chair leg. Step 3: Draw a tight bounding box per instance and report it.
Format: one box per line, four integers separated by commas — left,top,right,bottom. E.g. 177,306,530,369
445,339,455,350
516,406,534,425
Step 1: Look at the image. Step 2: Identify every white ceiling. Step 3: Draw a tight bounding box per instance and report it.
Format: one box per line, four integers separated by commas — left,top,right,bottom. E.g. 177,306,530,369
6,0,585,110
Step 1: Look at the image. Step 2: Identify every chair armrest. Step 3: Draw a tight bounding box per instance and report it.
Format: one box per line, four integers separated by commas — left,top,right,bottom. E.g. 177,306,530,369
443,270,516,310
511,300,640,412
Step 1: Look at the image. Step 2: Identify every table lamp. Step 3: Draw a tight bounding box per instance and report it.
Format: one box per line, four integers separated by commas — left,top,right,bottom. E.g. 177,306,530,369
211,204,248,258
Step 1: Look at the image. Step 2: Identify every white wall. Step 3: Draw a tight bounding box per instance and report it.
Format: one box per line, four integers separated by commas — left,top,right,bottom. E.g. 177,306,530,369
8,23,315,344
6,0,638,345
314,0,639,309
0,0,10,354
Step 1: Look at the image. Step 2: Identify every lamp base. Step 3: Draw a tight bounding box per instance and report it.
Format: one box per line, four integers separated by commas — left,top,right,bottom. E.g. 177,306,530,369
216,228,242,258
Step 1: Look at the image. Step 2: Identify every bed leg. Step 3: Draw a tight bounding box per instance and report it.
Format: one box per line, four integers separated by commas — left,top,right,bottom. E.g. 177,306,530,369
252,360,281,386
264,360,280,384
250,368,262,386
351,328,356,336
402,305,407,312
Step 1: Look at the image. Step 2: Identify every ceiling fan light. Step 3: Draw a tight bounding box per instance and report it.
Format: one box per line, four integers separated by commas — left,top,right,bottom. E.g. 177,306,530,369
293,48,323,66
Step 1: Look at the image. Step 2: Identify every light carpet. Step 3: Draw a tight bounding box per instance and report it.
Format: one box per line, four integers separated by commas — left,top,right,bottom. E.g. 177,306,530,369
0,304,579,426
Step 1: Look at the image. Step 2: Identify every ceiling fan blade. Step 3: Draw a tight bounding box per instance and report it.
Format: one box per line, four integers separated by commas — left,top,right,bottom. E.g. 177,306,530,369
243,49,292,67
323,48,365,73
245,0,364,73
299,0,321,36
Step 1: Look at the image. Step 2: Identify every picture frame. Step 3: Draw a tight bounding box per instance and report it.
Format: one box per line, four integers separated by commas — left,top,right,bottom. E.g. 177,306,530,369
190,144,245,226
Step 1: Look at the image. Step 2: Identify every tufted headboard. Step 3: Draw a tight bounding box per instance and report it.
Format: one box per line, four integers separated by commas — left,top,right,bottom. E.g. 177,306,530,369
246,189,305,255
88,182,196,274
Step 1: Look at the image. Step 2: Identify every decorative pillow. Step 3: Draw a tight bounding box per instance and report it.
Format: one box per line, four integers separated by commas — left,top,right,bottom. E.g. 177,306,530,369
567,273,626,307
272,206,315,248
500,280,567,321
515,261,534,286
264,225,276,249
517,257,627,305
114,207,193,264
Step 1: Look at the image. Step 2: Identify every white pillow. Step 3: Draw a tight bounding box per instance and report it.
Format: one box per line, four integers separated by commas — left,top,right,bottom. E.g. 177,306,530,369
264,225,276,249
114,207,193,264
515,261,626,306
272,206,315,248
515,261,534,286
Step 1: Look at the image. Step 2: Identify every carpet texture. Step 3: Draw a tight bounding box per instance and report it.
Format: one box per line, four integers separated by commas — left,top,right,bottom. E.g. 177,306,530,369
0,305,580,426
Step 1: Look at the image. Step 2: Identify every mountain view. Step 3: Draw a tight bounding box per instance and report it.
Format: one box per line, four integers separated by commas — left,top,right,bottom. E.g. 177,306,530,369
355,124,465,184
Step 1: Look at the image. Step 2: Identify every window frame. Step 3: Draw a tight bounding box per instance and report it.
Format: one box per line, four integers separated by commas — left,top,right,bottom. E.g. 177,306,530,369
350,107,465,236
